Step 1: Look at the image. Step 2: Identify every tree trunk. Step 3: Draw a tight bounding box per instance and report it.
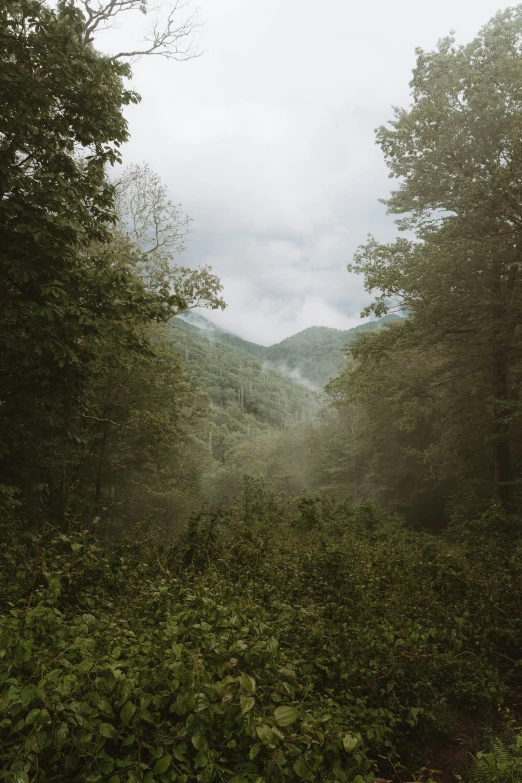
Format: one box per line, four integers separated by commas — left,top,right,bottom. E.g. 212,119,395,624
95,422,110,509
490,261,513,509
57,468,67,531
491,353,511,508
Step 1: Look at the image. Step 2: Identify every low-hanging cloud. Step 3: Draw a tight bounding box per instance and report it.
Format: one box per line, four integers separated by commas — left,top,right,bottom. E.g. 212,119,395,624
263,360,319,392
100,0,502,342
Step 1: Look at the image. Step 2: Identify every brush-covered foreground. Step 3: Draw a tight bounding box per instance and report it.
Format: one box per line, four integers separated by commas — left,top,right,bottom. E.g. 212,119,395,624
1,487,522,783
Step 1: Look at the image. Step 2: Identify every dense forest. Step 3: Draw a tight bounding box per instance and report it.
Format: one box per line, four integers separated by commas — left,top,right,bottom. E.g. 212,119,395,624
178,312,403,390
2,2,522,782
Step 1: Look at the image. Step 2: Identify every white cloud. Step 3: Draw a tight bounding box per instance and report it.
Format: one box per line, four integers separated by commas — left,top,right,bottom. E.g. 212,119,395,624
99,0,501,343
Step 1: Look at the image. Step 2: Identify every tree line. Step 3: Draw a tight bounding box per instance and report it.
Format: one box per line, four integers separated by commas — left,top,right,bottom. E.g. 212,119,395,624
238,8,522,530
2,1,522,533
0,0,223,533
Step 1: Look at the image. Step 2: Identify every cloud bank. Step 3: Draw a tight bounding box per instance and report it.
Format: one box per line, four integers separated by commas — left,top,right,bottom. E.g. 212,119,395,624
99,0,501,344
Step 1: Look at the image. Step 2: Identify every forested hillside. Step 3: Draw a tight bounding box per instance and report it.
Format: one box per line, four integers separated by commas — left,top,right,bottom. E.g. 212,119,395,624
2,3,522,783
262,315,402,388
179,312,402,389
179,313,267,361
170,319,317,462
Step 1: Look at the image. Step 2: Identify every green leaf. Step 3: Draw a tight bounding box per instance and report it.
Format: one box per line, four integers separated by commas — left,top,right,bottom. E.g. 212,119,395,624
25,709,41,725
342,734,360,753
99,757,115,774
256,725,274,745
293,756,315,781
240,695,255,714
175,690,195,715
20,686,36,707
274,706,298,726
239,672,256,693
173,745,188,761
100,722,119,740
194,692,210,713
249,743,261,760
120,701,136,725
153,754,172,775
266,638,279,655
194,750,208,769
191,734,207,751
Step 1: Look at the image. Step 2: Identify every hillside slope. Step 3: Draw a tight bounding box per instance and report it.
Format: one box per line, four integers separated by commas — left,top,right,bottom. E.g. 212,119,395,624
179,312,403,388
169,319,317,462
264,315,402,387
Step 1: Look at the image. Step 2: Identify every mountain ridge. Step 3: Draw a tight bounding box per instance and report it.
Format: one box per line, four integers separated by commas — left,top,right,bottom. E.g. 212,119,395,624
178,311,403,388
168,317,318,465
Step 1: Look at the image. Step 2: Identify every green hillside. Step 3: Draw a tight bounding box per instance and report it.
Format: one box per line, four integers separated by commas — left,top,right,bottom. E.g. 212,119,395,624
169,319,317,463
179,312,402,389
177,312,266,359
264,315,402,387
167,314,402,478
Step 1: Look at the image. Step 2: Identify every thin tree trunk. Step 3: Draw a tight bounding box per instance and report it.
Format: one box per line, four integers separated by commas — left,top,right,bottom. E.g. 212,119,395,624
491,352,511,508
57,468,67,531
490,261,513,508
95,422,110,508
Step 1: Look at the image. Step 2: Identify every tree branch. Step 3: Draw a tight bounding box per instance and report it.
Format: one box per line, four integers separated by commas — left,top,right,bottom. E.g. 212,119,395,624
77,0,202,62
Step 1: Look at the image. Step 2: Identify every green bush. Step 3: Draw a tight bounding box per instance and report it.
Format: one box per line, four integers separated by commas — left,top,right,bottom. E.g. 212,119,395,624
1,495,522,781
471,732,522,783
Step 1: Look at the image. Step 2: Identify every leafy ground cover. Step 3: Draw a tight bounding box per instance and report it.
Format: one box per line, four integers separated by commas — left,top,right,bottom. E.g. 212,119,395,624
1,489,522,783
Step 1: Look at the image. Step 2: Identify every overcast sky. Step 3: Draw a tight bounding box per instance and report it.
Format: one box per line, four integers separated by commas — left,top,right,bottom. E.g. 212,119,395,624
100,0,500,345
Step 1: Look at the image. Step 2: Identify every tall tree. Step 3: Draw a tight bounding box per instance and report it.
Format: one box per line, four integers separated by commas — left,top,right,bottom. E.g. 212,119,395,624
349,8,522,511
0,0,140,459
0,1,222,527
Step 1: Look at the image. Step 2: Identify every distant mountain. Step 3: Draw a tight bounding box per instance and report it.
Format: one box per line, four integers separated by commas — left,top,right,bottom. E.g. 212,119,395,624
178,311,266,359
169,318,317,463
178,311,403,389
263,315,402,387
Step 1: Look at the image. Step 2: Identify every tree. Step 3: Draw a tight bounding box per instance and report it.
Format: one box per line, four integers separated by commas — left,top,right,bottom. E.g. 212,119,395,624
0,0,138,456
349,8,522,511
0,1,220,528
113,162,226,315
69,323,211,532
115,162,192,261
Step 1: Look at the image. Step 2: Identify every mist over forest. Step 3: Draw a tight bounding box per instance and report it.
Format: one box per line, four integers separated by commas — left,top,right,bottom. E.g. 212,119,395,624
2,2,522,782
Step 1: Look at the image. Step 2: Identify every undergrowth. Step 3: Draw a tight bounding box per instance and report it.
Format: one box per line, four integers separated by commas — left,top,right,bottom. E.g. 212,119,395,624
471,728,522,783
1,485,522,782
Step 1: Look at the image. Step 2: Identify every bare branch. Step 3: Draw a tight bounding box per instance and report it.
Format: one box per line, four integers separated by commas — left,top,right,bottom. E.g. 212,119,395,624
113,161,192,264
81,414,120,425
112,163,226,314
76,0,202,62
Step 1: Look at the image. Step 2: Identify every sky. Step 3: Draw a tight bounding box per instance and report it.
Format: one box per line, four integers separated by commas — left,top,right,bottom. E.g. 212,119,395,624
98,0,500,345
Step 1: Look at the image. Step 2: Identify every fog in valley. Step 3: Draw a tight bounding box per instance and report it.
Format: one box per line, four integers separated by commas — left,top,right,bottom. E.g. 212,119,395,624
2,2,522,781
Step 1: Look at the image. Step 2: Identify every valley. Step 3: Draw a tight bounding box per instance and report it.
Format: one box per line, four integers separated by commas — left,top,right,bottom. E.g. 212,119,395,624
2,4,522,782
177,312,403,390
